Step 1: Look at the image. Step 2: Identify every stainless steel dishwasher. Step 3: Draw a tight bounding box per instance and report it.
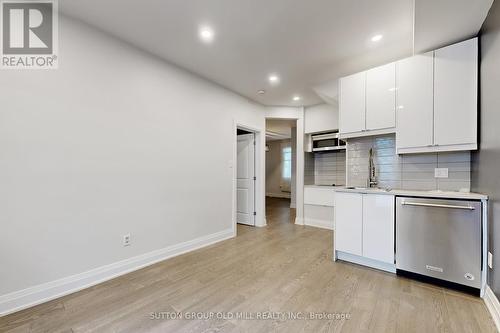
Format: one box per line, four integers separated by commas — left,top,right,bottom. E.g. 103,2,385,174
396,196,482,294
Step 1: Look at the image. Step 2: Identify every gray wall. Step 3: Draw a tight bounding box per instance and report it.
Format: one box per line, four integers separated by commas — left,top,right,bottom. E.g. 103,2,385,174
472,0,500,298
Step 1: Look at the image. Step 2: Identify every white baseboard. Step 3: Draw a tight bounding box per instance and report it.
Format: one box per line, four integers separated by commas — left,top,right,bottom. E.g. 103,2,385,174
256,217,267,228
0,228,234,317
336,251,396,273
484,285,500,332
304,218,333,230
294,217,304,225
266,192,291,199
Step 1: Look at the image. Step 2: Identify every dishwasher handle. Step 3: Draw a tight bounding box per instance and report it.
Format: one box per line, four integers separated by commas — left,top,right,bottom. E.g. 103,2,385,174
401,201,476,211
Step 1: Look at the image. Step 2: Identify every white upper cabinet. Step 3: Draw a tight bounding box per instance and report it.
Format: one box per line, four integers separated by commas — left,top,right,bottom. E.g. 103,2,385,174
339,72,366,134
339,64,396,138
304,104,339,134
434,38,478,148
397,38,478,154
366,63,396,131
396,53,434,150
339,37,477,152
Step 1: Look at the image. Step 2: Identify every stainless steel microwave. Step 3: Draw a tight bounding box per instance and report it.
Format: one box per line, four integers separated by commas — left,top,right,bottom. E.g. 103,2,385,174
311,132,346,152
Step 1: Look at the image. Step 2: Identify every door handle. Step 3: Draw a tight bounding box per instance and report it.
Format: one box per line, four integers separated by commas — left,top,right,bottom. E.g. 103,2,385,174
401,201,475,210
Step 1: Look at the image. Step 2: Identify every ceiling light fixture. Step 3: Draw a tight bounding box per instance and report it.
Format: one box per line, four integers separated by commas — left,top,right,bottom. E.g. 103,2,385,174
293,96,301,101
199,26,215,43
257,90,266,95
268,74,280,84
371,34,383,42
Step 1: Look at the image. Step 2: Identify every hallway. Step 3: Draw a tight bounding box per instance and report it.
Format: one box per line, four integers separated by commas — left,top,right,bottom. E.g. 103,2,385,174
265,196,295,227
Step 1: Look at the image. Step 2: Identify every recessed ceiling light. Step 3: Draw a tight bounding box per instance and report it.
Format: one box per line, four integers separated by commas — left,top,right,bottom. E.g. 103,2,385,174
199,26,215,43
257,90,266,95
268,74,280,84
293,96,301,101
371,34,383,42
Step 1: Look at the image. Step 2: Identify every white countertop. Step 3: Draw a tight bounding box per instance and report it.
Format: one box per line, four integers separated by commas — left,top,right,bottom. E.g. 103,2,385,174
304,185,346,189
304,185,488,200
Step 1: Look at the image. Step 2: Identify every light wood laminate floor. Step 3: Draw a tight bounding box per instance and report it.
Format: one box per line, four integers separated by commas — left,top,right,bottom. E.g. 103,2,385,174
0,197,496,332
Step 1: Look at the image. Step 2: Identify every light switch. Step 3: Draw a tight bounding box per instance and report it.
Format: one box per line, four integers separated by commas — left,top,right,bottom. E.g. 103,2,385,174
434,168,449,178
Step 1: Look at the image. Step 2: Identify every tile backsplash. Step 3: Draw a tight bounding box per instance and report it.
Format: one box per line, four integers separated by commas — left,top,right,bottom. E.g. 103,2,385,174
304,152,315,185
346,135,471,191
304,151,346,186
315,151,346,186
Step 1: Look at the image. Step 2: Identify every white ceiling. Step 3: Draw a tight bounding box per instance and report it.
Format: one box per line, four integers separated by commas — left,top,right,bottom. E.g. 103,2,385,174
414,0,494,53
60,0,492,107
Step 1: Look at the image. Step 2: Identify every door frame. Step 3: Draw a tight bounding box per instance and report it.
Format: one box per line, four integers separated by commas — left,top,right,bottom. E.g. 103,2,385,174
236,132,256,226
232,121,265,235
265,107,305,226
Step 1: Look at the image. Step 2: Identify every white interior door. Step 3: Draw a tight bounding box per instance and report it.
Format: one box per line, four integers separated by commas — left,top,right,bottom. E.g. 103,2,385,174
237,133,255,226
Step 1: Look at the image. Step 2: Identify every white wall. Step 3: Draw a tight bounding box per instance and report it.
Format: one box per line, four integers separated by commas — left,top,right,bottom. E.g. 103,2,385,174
265,139,291,198
0,16,266,311
304,103,339,134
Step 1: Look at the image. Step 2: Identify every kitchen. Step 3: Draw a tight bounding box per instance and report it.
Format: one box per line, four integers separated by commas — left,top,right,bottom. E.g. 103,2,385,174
2,0,500,331
302,37,488,297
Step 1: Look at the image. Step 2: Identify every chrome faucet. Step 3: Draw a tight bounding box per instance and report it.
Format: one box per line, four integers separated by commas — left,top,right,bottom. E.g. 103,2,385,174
368,148,377,188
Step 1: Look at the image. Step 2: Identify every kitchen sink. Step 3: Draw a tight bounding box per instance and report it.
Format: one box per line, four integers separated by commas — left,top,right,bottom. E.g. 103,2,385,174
345,186,391,192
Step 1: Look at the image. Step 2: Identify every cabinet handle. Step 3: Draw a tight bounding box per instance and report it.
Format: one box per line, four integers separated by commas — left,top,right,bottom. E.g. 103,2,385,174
402,201,475,210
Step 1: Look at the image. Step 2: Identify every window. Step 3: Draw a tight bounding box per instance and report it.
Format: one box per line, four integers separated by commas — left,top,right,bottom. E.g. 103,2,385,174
282,146,292,179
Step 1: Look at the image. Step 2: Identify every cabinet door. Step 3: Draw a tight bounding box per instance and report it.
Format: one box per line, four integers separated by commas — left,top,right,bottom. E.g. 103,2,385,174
304,187,335,207
339,72,366,134
334,192,362,256
366,63,396,130
396,53,434,150
304,104,339,134
362,194,394,264
434,38,478,147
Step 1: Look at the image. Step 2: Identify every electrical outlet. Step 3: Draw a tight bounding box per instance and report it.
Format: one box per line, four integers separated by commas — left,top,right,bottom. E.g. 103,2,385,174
488,252,493,269
123,234,131,247
434,168,449,178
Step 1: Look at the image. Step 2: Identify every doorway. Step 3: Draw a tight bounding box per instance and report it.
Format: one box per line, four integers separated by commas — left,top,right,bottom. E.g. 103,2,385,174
265,119,297,226
236,128,256,226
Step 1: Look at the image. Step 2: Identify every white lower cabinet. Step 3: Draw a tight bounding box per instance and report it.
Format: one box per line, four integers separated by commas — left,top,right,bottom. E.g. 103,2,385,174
362,194,394,264
335,193,363,256
304,187,335,230
304,204,334,230
335,192,395,270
